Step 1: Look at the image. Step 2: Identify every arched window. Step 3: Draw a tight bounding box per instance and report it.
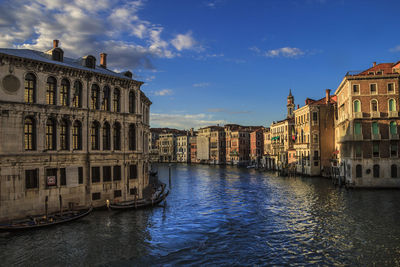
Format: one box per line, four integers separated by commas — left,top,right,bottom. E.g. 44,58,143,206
46,119,56,150
91,121,100,150
353,100,361,113
103,122,111,150
370,99,378,112
24,117,36,150
373,164,380,178
72,81,82,108
91,84,100,110
391,165,398,178
24,73,36,103
113,88,120,112
129,91,135,114
129,124,136,150
389,99,396,112
102,86,110,111
72,121,82,150
390,121,397,135
356,164,362,178
46,77,57,105
372,122,379,135
60,79,70,106
60,119,69,150
113,122,121,150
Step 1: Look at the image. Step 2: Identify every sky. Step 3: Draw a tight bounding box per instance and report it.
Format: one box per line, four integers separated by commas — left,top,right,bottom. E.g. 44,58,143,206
1,0,400,129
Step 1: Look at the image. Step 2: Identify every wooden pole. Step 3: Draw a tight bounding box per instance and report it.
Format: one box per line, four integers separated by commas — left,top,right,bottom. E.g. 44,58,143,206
59,195,63,216
168,164,171,189
45,196,48,220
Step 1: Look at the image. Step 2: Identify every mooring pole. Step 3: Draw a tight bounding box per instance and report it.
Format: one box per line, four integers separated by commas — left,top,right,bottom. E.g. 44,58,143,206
168,164,171,189
45,196,48,220
59,195,63,216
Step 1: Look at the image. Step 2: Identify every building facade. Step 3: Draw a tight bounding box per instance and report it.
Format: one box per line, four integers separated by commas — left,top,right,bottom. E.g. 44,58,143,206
177,135,190,163
335,62,400,187
250,128,264,165
0,40,151,220
158,133,176,162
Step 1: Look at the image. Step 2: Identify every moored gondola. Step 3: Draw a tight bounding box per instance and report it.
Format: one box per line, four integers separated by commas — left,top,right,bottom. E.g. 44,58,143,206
0,206,93,231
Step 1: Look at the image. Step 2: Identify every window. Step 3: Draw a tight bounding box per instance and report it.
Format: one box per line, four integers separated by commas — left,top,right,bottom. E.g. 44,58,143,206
354,121,362,135
91,84,100,110
353,100,361,113
92,192,101,200
102,122,111,150
372,122,379,135
60,119,69,150
370,84,377,94
114,190,122,198
391,164,398,178
371,100,378,112
355,144,362,158
129,91,135,113
60,79,70,106
373,164,380,178
103,166,111,182
389,99,396,112
25,169,38,189
130,187,138,195
113,123,121,150
313,134,318,144
46,77,57,105
102,86,110,111
390,121,397,135
78,167,83,184
113,165,121,181
113,88,120,112
390,144,398,157
24,117,36,150
312,112,318,121
91,121,100,150
129,164,137,179
352,84,360,94
373,143,379,157
73,121,82,150
46,119,56,150
60,168,66,186
72,81,82,108
91,167,100,183
388,83,395,93
129,124,136,150
24,73,36,103
356,165,362,178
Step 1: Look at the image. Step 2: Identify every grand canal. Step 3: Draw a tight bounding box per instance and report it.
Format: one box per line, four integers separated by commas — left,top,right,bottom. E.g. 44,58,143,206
1,164,400,266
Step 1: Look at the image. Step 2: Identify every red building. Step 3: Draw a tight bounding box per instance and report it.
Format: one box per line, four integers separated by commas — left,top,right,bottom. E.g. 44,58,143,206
250,128,264,163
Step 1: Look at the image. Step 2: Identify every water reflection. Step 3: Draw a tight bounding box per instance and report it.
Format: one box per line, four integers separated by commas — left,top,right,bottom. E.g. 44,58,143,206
1,164,400,266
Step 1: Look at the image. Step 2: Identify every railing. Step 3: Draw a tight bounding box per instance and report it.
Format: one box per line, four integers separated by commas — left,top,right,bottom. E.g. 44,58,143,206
371,134,381,140
353,112,363,119
390,134,399,140
371,111,380,118
389,111,398,118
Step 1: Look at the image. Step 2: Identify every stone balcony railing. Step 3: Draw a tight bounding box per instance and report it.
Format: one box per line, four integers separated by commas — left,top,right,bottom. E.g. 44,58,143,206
371,111,380,118
389,111,398,118
339,133,363,142
371,133,381,140
390,133,399,140
353,112,363,119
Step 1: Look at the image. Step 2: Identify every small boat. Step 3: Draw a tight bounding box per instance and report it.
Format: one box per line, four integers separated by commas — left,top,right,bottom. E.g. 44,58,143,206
247,164,256,169
149,170,158,176
0,206,93,231
109,184,169,210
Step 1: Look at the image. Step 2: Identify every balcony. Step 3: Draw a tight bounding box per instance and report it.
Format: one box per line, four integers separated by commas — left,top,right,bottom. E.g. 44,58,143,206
370,111,380,118
371,133,381,140
390,133,399,140
389,111,398,118
339,134,363,142
353,112,363,119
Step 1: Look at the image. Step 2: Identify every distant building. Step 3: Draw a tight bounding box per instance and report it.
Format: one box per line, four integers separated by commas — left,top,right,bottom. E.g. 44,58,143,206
335,62,400,187
250,128,264,164
210,126,226,164
177,135,190,163
190,136,198,163
158,133,176,162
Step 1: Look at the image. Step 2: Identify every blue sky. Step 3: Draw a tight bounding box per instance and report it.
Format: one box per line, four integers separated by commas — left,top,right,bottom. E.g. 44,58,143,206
1,0,400,129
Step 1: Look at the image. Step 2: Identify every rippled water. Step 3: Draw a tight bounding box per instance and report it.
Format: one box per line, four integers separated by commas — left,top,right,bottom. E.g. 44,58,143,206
1,164,400,266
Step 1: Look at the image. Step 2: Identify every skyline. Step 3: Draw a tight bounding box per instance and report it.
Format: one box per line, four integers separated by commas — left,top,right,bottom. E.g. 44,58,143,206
2,0,400,129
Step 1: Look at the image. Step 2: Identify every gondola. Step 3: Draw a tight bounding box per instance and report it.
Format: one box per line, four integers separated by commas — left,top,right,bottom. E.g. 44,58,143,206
0,206,93,231
149,170,158,176
109,184,169,210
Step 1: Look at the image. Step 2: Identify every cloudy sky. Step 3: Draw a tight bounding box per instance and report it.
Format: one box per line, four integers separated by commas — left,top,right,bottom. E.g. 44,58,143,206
1,0,400,129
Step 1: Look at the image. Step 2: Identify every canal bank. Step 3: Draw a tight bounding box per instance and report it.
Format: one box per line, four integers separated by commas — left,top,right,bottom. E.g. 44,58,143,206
1,163,400,266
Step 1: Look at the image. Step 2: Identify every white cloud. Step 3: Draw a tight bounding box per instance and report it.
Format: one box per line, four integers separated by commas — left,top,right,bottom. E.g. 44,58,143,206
207,108,251,114
154,89,173,96
251,46,306,58
390,45,400,52
192,82,210,87
0,0,198,70
151,113,227,129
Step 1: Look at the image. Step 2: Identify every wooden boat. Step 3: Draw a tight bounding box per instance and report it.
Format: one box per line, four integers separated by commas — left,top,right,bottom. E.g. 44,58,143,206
0,206,93,231
149,170,158,176
109,184,169,210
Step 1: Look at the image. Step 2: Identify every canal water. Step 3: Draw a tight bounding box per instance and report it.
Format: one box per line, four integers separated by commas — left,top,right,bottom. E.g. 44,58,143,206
1,164,400,266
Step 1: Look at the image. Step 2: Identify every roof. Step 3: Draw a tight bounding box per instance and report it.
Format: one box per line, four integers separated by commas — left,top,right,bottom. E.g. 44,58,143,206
0,48,140,82
349,62,399,76
307,95,337,105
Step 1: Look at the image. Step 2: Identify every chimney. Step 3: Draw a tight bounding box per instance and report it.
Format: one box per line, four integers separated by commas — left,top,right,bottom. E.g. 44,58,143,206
373,62,376,67
297,104,300,109
325,89,331,104
53,40,59,48
100,53,107,68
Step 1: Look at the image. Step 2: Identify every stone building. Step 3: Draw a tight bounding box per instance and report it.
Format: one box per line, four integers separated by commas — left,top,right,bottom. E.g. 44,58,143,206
189,136,198,163
335,62,400,187
177,135,190,163
158,133,176,162
250,127,264,165
209,126,225,164
0,40,151,220
293,90,336,176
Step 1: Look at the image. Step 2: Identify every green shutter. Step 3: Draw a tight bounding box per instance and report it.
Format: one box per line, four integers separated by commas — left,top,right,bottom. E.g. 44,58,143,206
354,122,361,135
389,99,395,111
354,100,360,112
390,121,397,135
372,122,379,135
